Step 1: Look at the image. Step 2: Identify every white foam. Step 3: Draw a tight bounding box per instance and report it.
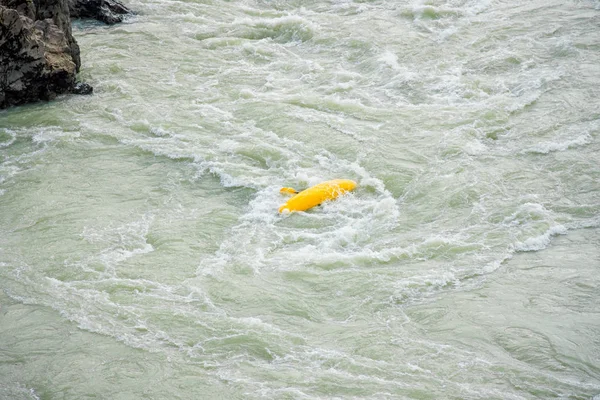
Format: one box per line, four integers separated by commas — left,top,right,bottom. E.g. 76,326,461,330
0,128,16,148
81,214,155,274
197,156,400,277
504,71,563,113
378,51,401,71
148,126,173,137
394,271,460,292
503,202,550,226
513,225,568,252
520,117,599,155
31,127,81,143
524,133,592,154
229,15,317,42
0,165,20,185
463,139,487,155
0,385,41,400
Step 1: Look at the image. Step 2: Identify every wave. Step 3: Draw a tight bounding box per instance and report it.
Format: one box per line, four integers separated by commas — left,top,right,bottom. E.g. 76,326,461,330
513,224,568,252
523,133,592,154
0,128,16,148
195,15,316,44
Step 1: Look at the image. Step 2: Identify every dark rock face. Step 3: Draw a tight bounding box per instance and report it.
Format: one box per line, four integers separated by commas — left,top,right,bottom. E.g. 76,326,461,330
34,0,81,70
1,1,79,108
72,80,92,94
69,0,130,25
0,0,131,109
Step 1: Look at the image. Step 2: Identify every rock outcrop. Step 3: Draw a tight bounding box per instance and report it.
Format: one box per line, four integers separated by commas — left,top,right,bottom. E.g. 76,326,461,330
0,0,83,108
0,0,131,109
69,0,130,25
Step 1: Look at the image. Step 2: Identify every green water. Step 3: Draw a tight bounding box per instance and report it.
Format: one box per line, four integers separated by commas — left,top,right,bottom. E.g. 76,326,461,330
1,0,599,398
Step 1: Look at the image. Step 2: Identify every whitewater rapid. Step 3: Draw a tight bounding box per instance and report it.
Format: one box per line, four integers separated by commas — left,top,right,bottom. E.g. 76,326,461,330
1,0,599,398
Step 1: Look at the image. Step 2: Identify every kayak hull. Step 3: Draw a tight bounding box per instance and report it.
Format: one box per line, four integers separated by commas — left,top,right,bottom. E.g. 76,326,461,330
278,179,357,213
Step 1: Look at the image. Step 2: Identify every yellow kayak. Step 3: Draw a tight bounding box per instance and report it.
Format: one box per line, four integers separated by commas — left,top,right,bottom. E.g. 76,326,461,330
278,179,357,213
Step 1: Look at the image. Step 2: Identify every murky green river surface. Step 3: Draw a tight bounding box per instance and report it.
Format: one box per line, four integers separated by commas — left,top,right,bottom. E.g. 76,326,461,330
1,0,599,398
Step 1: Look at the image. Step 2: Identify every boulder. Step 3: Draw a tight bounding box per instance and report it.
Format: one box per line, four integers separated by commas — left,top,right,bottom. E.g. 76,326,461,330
69,0,130,25
72,81,92,94
0,0,86,108
0,0,131,109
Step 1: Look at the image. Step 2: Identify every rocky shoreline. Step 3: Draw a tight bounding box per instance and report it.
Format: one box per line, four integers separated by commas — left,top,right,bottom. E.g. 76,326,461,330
0,0,130,109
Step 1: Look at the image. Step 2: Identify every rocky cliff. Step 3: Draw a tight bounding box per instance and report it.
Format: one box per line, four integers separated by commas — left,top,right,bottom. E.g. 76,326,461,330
0,0,129,109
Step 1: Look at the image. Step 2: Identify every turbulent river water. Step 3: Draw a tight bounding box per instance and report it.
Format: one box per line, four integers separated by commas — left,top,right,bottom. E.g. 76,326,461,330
1,0,600,398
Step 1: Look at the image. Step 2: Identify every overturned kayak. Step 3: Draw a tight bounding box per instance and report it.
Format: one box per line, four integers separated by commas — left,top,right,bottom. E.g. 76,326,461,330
278,179,357,213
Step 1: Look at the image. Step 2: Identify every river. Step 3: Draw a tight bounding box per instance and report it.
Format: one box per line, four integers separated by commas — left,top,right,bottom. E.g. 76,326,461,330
1,0,599,398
